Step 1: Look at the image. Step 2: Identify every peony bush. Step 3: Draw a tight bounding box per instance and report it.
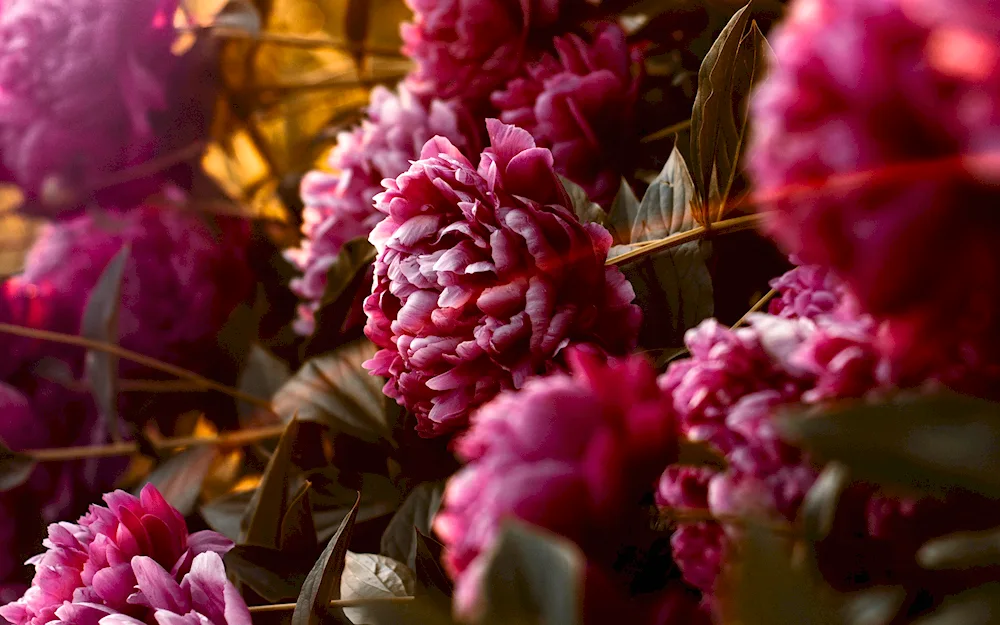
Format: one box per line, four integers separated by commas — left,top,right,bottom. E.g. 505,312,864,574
1,0,1000,624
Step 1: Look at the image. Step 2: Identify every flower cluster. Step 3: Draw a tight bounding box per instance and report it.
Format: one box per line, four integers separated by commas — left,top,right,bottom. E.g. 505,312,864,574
434,350,701,622
0,0,205,216
0,201,253,592
286,85,475,335
0,484,248,625
748,0,1000,374
491,24,642,207
363,121,641,436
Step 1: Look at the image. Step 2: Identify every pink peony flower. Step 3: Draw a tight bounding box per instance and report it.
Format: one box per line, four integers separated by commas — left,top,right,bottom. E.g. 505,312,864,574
0,0,200,215
768,265,847,321
400,0,580,108
286,85,475,335
748,0,1000,371
363,120,641,436
4,200,253,398
0,485,234,625
433,350,682,620
491,24,643,206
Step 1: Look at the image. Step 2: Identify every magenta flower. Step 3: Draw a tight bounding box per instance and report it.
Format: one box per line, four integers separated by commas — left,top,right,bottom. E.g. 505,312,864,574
401,0,580,108
4,200,253,395
0,485,234,625
433,350,681,620
491,24,643,206
0,0,197,215
748,0,1000,372
286,85,475,335
768,265,847,321
363,120,641,436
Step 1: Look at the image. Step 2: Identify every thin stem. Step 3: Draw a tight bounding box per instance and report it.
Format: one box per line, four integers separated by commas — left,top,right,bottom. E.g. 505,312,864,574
731,288,778,330
641,119,693,143
249,73,407,94
606,213,765,266
92,143,207,192
189,25,406,58
0,323,271,410
24,424,287,462
247,596,415,613
119,379,209,393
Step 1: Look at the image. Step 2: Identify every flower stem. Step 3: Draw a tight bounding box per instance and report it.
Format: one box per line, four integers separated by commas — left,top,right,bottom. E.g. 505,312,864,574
23,424,287,462
247,596,415,613
0,323,271,410
606,213,766,266
731,288,778,329
189,25,407,58
641,119,693,143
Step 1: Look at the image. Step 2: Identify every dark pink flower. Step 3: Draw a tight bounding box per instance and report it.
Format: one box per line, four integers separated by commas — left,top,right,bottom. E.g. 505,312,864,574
0,485,233,625
0,0,203,215
287,85,475,335
748,0,1000,372
363,120,640,436
491,24,642,206
401,0,581,108
768,265,847,321
4,200,253,399
433,351,679,620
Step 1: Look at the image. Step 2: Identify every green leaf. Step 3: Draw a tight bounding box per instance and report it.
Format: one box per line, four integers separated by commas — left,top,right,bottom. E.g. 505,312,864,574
212,0,262,35
778,393,1000,499
628,146,699,244
912,583,1000,625
475,520,585,625
136,446,218,516
414,529,453,598
281,480,319,554
799,462,850,542
609,147,713,350
918,527,1000,570
381,481,444,569
199,489,255,542
224,544,309,602
274,340,392,445
243,418,303,547
304,237,377,358
558,175,606,226
605,178,641,245
340,552,415,625
840,588,905,625
731,523,840,625
81,245,129,441
292,493,361,625
237,344,292,417
312,471,401,543
0,437,36,492
689,1,771,223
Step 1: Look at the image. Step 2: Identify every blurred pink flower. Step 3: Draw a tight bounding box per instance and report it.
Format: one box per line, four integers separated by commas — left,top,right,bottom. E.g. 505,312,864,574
0,485,233,625
768,265,847,321
0,0,202,215
286,85,475,335
748,0,1000,372
363,120,640,436
433,350,680,620
492,24,643,206
4,201,253,396
401,0,581,108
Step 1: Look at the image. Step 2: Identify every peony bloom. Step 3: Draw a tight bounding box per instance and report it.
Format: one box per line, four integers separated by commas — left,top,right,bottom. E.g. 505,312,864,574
286,85,475,335
434,351,694,621
363,120,641,436
491,24,642,207
0,485,235,625
401,0,581,108
748,0,1000,371
0,0,201,215
4,200,254,396
768,264,847,321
